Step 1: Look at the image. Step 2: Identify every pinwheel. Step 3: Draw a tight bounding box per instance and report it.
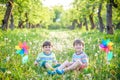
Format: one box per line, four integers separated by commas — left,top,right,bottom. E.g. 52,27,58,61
22,55,28,64
15,42,29,64
99,39,113,61
15,42,29,56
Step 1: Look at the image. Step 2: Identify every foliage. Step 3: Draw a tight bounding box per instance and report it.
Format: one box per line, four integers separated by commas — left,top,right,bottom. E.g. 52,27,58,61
48,22,61,30
0,0,55,28
0,0,120,30
0,6,6,25
52,6,63,22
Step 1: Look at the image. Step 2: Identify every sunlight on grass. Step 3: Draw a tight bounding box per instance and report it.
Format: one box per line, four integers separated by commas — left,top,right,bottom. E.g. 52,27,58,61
0,28,120,79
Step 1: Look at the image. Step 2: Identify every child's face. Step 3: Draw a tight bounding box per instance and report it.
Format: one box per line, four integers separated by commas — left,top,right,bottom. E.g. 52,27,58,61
74,43,84,52
43,46,52,54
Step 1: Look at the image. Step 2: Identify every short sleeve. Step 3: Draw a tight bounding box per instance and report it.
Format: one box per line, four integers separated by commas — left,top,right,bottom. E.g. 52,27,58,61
35,53,42,62
52,53,57,62
72,54,75,62
81,54,89,65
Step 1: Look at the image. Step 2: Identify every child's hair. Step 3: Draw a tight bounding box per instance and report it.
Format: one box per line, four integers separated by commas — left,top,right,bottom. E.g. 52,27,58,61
42,41,52,47
73,39,84,47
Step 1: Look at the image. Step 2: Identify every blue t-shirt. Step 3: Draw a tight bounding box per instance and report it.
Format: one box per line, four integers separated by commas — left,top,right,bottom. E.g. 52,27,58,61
72,52,88,65
35,52,57,66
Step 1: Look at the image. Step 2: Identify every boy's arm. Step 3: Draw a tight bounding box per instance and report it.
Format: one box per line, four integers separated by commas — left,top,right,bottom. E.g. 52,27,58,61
34,61,38,65
72,54,75,62
80,56,89,69
52,53,58,64
34,53,41,65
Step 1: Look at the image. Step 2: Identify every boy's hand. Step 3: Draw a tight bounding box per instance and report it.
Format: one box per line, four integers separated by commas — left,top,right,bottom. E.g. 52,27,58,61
34,61,38,66
53,61,58,65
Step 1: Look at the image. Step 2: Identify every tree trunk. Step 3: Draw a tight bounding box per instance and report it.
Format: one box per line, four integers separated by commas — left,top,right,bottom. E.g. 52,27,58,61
116,22,120,29
25,13,29,28
89,14,95,29
9,13,14,30
98,1,104,32
18,20,24,28
106,1,114,34
77,21,82,28
71,19,77,30
1,0,13,30
84,17,88,31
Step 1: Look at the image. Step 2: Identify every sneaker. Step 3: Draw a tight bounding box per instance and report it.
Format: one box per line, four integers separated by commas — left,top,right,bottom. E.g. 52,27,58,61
56,69,64,75
47,70,56,76
53,64,61,68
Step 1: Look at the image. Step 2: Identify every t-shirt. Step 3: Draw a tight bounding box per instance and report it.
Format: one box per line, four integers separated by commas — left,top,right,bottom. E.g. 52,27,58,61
72,52,88,65
35,52,57,66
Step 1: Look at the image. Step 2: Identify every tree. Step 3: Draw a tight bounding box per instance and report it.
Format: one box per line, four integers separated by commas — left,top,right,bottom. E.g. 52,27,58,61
89,6,96,29
106,0,113,34
1,0,13,30
52,6,63,22
98,0,105,32
84,16,89,31
9,12,14,30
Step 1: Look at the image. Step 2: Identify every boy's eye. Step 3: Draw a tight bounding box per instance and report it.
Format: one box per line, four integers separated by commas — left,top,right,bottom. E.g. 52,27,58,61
75,44,83,47
45,46,51,48
48,46,50,48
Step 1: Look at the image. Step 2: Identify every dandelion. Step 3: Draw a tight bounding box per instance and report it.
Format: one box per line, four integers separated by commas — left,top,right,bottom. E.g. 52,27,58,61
8,40,11,43
6,71,11,74
89,37,92,42
4,37,8,41
29,42,32,45
20,37,22,40
114,54,116,57
94,53,98,56
6,56,10,61
33,46,36,49
93,45,95,50
97,38,100,43
11,53,14,56
85,73,92,80
24,34,26,37
106,61,110,65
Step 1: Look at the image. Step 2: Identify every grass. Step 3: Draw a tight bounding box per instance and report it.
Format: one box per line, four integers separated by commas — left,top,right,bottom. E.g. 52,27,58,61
0,28,120,80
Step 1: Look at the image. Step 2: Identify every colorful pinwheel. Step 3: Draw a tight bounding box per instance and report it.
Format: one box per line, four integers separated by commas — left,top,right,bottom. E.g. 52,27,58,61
15,42,29,64
99,39,113,61
15,42,29,56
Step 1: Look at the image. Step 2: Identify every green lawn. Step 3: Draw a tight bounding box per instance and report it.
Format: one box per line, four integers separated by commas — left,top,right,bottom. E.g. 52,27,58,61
0,28,120,80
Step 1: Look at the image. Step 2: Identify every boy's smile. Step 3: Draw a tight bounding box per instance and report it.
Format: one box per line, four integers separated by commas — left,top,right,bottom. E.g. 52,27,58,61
74,44,83,53
43,46,52,54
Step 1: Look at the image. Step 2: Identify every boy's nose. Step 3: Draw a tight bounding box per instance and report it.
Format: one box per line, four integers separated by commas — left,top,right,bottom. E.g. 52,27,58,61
46,48,50,50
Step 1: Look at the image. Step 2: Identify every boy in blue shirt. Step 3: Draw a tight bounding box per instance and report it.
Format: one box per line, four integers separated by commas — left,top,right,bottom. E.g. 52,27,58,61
56,39,89,75
34,41,60,75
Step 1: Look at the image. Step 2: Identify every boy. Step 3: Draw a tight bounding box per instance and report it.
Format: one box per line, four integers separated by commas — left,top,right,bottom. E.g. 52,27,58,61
56,39,89,75
34,41,60,75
